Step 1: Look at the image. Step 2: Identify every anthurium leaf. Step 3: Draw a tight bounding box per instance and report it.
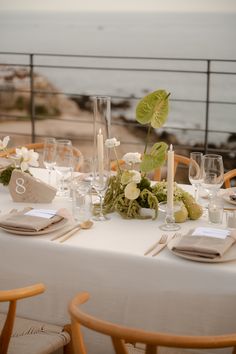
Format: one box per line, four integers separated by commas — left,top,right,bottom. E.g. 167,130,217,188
136,90,170,128
150,142,168,159
140,142,168,173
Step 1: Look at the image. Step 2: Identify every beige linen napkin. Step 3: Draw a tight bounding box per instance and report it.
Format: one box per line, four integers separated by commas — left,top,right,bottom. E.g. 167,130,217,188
0,208,63,232
172,231,236,259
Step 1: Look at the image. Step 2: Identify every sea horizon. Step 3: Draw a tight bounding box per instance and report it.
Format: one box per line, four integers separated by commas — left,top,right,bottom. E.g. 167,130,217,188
0,10,236,146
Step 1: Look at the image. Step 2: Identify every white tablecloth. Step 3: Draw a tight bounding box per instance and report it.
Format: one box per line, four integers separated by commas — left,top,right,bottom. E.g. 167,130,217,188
0,169,236,354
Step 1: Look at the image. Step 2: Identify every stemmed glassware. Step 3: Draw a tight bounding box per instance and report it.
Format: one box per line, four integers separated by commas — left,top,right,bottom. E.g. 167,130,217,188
54,139,74,197
201,154,224,199
42,137,57,185
188,152,203,202
91,157,110,221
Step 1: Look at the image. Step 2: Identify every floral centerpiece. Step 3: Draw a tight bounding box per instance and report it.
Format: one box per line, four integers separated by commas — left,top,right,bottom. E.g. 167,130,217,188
0,136,39,185
102,89,203,221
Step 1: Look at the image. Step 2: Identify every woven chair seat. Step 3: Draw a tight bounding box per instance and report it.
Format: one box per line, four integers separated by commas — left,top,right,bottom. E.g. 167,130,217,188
0,313,70,354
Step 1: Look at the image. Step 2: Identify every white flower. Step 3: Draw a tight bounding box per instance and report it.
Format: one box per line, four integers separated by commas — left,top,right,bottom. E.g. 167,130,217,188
122,152,141,165
121,170,141,185
124,182,140,200
15,147,39,172
0,136,10,151
130,170,141,184
105,138,120,148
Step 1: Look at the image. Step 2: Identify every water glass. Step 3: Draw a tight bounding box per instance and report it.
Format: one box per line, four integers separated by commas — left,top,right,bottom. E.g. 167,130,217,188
226,211,236,229
208,197,224,224
72,176,92,222
71,157,93,220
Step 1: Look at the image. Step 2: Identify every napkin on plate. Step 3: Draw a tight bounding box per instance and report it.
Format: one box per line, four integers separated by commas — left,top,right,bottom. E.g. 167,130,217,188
171,230,236,259
0,208,64,232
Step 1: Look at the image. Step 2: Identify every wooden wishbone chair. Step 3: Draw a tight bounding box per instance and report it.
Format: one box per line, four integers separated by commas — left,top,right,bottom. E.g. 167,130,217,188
224,169,236,188
0,142,83,171
0,283,72,354
69,292,236,354
152,153,190,181
111,153,190,181
0,143,46,158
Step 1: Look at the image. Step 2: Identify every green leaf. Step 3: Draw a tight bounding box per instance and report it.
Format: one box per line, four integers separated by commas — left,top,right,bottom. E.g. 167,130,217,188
0,166,14,186
136,90,170,128
140,142,168,173
150,141,168,159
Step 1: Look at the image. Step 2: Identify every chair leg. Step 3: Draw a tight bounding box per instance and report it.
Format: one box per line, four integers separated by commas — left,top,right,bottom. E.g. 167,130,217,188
0,300,17,354
63,324,74,354
146,344,157,354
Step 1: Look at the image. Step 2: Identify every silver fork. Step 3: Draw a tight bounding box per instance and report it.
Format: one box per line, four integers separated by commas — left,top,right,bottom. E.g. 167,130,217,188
152,232,180,257
144,234,168,256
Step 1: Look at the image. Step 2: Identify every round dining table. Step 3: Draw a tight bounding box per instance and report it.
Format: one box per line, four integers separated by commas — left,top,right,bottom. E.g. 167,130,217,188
0,168,236,354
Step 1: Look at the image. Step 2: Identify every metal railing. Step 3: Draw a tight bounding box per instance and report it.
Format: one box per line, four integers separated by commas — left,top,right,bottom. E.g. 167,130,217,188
0,52,236,162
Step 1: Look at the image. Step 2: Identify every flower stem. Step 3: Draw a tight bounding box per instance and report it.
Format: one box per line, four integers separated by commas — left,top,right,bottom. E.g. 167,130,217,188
114,147,121,173
144,124,152,155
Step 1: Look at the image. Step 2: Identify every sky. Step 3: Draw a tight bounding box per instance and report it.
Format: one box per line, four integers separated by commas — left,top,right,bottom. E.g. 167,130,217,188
1,0,236,12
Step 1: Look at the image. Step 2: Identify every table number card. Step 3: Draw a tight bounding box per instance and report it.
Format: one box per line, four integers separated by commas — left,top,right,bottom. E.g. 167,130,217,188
8,169,57,203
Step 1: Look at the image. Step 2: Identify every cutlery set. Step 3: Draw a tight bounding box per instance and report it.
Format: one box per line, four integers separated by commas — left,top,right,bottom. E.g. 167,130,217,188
144,233,180,257
50,220,93,243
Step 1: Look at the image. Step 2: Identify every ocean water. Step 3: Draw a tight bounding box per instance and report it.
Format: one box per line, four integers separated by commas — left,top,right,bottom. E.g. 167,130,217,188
0,11,236,145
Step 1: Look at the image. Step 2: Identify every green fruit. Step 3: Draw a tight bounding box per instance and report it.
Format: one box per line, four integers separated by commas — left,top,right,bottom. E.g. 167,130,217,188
182,192,203,220
174,201,188,223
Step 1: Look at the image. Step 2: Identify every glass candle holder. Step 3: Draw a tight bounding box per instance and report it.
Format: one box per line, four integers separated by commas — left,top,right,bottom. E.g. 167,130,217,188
159,201,181,231
208,197,224,224
226,211,236,229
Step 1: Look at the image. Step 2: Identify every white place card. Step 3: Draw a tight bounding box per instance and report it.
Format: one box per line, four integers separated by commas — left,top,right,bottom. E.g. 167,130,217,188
25,209,57,219
192,227,230,239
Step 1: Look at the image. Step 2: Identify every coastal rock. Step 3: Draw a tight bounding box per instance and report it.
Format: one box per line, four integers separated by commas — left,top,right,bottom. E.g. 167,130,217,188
0,66,80,117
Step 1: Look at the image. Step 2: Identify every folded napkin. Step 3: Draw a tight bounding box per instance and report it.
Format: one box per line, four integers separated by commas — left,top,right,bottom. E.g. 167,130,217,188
0,208,64,232
172,231,236,259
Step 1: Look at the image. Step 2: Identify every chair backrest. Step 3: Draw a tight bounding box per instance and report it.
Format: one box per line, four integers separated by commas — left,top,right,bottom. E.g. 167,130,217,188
111,154,190,182
152,153,190,181
69,292,236,354
224,169,236,188
0,283,45,354
0,142,83,171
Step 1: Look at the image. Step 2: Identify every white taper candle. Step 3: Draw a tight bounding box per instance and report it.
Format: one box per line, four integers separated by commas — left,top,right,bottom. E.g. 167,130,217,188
97,128,104,183
167,144,174,211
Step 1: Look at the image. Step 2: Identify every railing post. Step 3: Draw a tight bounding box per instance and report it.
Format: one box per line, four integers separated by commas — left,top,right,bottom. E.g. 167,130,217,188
29,54,35,142
204,59,211,154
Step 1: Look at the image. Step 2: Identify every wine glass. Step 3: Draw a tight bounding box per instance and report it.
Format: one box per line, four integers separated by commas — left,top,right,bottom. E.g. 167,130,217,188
91,157,110,221
188,152,203,202
201,154,224,199
54,139,74,197
42,137,57,185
